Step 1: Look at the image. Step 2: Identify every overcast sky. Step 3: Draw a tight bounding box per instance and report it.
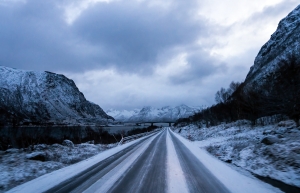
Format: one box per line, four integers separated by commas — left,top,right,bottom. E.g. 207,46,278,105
0,0,299,110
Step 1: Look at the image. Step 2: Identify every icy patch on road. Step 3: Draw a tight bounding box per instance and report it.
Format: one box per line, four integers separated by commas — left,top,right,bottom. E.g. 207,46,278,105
170,128,283,193
166,129,188,193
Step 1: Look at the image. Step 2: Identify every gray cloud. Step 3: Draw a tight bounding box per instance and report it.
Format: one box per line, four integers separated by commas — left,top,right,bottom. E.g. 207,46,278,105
244,1,299,25
0,0,222,76
1,0,292,110
0,1,85,72
168,51,227,85
71,0,211,74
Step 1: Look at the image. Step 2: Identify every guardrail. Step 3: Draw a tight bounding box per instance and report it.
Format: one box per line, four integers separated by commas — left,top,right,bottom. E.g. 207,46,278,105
118,129,160,146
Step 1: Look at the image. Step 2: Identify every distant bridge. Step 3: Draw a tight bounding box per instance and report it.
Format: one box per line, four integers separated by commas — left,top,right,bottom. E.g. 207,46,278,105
110,120,176,127
134,121,175,127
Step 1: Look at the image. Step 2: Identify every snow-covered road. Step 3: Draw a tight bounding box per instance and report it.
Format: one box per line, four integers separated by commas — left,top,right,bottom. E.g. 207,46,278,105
7,128,282,193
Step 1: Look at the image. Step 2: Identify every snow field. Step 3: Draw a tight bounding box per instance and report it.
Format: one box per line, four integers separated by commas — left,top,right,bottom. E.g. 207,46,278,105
174,120,300,188
6,131,160,193
0,142,116,192
170,128,283,193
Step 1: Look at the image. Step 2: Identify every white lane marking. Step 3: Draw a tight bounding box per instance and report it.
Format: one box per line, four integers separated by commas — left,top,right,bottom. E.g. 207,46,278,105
166,128,189,193
83,131,161,193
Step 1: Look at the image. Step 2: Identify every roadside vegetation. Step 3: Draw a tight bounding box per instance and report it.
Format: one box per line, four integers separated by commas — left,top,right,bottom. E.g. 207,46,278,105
176,54,300,127
173,54,300,191
0,125,158,151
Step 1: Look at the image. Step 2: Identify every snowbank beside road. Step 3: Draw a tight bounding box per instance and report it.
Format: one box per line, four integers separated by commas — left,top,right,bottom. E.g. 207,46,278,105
170,128,282,193
173,120,300,189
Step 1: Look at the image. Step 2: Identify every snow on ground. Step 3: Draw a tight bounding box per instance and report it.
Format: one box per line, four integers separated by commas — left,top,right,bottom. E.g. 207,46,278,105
0,141,116,192
173,120,300,188
5,132,159,193
170,128,283,193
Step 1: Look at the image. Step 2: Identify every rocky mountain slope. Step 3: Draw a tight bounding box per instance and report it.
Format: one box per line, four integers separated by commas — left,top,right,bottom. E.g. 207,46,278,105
0,66,113,125
107,105,202,122
245,4,300,86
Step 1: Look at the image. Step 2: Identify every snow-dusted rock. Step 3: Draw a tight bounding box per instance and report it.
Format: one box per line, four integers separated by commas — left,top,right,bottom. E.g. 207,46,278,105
0,66,113,125
34,144,48,151
245,4,300,86
62,139,74,148
51,144,64,149
261,136,280,145
263,129,274,135
5,148,19,154
26,152,47,161
278,120,297,128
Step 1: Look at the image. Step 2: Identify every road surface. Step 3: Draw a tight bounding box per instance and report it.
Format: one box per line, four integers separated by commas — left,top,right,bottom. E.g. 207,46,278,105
45,128,230,193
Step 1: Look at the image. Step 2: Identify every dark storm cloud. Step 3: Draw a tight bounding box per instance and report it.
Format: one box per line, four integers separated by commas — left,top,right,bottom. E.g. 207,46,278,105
0,0,222,75
71,0,210,73
0,0,88,72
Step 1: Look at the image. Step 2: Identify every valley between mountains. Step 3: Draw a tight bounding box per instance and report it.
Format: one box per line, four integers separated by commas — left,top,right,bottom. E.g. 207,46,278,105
1,2,300,193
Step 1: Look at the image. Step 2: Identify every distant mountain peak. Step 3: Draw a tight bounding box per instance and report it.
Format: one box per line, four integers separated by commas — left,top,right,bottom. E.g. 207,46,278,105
106,105,202,122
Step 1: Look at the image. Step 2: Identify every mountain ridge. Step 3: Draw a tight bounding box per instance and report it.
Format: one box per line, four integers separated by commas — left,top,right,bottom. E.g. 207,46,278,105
0,66,113,126
106,104,203,122
245,4,300,86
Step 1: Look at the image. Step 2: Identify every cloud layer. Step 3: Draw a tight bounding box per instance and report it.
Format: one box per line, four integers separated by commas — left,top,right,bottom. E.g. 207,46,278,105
1,0,299,110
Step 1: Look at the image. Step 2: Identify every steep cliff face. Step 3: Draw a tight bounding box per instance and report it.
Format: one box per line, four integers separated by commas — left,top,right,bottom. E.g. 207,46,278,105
107,105,202,122
0,66,113,125
245,4,300,85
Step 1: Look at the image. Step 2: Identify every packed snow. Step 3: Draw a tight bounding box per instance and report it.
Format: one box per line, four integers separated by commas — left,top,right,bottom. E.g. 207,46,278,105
173,120,300,188
166,130,189,193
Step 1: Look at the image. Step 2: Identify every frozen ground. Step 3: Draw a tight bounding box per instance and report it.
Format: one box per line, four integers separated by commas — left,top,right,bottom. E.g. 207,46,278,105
0,141,116,192
2,128,285,193
173,120,300,188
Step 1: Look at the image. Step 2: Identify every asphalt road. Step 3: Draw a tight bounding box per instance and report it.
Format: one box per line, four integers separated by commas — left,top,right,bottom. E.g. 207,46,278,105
169,131,230,193
45,128,230,193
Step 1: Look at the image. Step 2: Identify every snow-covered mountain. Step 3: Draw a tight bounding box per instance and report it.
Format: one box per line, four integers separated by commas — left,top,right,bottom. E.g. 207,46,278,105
106,105,202,122
0,66,113,125
245,4,300,86
105,108,140,122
